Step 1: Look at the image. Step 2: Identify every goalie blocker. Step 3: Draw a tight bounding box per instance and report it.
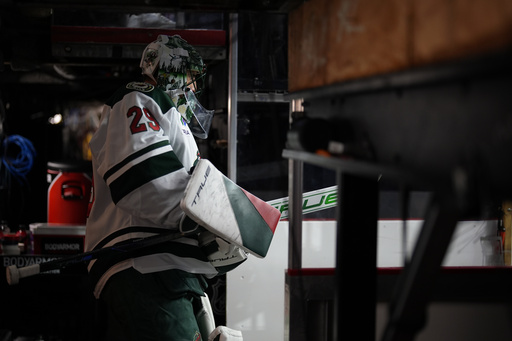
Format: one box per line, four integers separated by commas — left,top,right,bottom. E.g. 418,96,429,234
181,159,281,259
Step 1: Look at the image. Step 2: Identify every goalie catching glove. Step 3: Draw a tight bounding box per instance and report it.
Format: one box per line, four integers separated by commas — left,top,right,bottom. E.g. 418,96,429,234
198,230,248,274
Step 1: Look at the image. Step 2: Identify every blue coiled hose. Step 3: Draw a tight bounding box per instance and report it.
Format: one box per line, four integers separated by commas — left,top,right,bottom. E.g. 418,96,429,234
1,135,36,185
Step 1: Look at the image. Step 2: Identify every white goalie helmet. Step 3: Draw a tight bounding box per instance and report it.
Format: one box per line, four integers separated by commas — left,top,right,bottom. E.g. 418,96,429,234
140,34,213,138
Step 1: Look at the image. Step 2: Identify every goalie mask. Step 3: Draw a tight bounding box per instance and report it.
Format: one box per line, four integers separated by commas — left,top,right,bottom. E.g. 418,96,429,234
140,35,213,138
167,87,214,139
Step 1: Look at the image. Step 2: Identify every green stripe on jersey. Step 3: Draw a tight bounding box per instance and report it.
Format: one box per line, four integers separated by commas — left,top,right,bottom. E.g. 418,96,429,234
88,240,210,290
104,140,169,182
222,177,273,257
109,151,183,204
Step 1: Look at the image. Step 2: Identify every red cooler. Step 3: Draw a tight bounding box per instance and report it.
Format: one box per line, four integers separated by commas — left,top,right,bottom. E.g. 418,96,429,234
47,160,92,225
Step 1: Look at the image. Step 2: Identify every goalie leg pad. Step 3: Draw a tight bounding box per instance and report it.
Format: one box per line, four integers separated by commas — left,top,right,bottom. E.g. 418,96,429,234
195,293,216,339
208,326,243,341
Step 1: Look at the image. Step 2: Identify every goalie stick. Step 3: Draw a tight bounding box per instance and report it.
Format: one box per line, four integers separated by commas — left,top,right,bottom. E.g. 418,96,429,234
6,230,195,285
267,185,337,219
6,185,338,285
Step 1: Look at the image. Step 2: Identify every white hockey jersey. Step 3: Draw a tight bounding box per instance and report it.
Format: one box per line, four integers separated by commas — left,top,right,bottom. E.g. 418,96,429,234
85,81,217,298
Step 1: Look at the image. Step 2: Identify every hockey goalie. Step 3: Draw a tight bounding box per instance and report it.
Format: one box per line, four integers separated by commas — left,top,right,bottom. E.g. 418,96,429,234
84,34,280,341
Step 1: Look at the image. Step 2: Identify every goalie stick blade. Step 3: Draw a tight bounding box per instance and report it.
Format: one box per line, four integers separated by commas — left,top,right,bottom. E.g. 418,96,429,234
180,159,281,258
